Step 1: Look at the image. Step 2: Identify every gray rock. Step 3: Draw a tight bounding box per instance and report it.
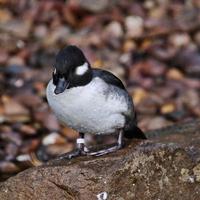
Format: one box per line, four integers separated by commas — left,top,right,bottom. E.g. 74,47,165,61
0,120,200,200
76,0,117,13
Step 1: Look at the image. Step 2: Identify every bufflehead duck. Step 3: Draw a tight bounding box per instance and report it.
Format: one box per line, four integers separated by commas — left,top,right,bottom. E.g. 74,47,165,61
46,45,146,158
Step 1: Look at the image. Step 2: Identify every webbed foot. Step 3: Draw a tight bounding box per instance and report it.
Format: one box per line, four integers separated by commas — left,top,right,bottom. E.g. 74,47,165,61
56,149,85,160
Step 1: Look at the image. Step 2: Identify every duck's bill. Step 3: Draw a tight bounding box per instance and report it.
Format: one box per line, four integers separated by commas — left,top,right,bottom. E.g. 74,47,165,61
54,77,69,94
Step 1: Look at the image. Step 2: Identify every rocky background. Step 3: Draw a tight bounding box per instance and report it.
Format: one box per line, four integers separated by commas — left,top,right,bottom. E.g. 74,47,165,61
0,0,200,181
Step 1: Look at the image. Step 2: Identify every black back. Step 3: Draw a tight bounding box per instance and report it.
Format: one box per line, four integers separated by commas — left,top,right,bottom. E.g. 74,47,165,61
93,69,125,90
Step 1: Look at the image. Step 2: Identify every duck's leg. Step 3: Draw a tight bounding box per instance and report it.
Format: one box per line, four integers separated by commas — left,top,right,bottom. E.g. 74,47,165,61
76,132,85,152
57,132,86,159
86,130,124,156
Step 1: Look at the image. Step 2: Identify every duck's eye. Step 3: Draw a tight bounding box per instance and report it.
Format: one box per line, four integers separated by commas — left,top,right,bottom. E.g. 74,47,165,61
52,69,59,85
75,62,89,76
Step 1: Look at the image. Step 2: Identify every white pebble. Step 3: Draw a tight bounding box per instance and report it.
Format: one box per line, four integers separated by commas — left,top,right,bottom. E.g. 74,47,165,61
42,132,60,145
97,192,108,200
125,16,144,38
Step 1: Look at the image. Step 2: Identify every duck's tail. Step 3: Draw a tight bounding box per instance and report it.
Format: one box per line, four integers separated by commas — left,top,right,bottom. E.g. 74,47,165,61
124,125,147,139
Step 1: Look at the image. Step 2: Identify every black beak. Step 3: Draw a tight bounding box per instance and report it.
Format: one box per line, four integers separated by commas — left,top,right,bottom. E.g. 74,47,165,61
54,77,69,95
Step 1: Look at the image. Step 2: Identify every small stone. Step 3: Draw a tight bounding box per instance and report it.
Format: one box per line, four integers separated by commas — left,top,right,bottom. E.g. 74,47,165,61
43,26,70,47
0,19,31,38
132,88,148,105
167,68,184,80
34,110,60,131
146,117,172,130
19,124,36,135
180,168,191,182
20,139,40,154
125,16,144,38
184,78,200,89
149,7,165,18
77,0,111,12
161,103,175,114
0,132,22,146
46,143,74,156
61,126,79,141
123,40,137,52
0,8,12,23
193,164,200,182
137,99,158,115
104,21,123,39
169,33,191,48
165,110,187,121
180,89,200,108
194,31,200,46
34,25,48,39
5,143,18,160
144,0,155,9
0,161,20,174
3,96,29,116
15,93,42,108
0,49,8,64
141,59,166,77
7,56,25,66
43,113,60,131
16,154,31,162
42,132,66,146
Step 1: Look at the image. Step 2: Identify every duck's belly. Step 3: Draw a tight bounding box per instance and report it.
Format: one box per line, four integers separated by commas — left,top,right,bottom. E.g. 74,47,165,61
46,78,129,134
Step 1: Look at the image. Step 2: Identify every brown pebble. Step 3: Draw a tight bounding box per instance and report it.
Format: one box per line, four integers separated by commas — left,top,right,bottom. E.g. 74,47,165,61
46,143,74,156
0,161,20,174
19,124,36,135
61,126,79,141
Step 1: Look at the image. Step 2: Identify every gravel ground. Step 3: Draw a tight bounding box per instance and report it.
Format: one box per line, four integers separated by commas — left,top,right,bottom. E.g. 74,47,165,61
0,0,200,181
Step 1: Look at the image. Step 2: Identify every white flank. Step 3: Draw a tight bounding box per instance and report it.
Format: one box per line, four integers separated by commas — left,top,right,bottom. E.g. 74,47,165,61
75,62,88,75
46,77,131,135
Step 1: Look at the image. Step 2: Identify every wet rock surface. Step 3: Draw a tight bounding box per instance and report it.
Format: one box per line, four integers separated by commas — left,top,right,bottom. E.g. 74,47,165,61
0,119,200,200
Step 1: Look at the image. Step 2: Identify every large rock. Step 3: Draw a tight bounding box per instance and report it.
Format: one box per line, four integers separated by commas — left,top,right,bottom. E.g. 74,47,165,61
0,119,200,200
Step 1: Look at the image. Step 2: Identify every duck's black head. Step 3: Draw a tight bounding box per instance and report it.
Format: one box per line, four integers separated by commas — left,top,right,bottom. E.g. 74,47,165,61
52,45,92,94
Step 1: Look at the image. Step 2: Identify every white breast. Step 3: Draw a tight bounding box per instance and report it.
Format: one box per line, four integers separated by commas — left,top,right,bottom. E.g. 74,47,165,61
46,77,132,135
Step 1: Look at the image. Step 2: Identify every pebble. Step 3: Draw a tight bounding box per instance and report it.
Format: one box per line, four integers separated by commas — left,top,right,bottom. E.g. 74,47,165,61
62,126,79,141
20,139,40,154
3,97,29,116
141,59,166,77
142,117,172,130
104,21,123,39
167,68,184,80
0,49,8,64
46,143,74,156
161,103,175,114
0,131,22,146
0,19,31,38
169,33,191,48
7,56,25,66
194,31,200,46
132,88,148,105
125,16,144,38
18,124,37,136
43,26,70,47
77,0,111,12
0,161,20,174
42,132,66,146
0,8,12,23
34,25,48,39
123,40,137,52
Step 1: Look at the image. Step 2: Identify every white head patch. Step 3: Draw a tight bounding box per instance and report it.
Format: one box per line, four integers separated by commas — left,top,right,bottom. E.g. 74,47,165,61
75,62,89,76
